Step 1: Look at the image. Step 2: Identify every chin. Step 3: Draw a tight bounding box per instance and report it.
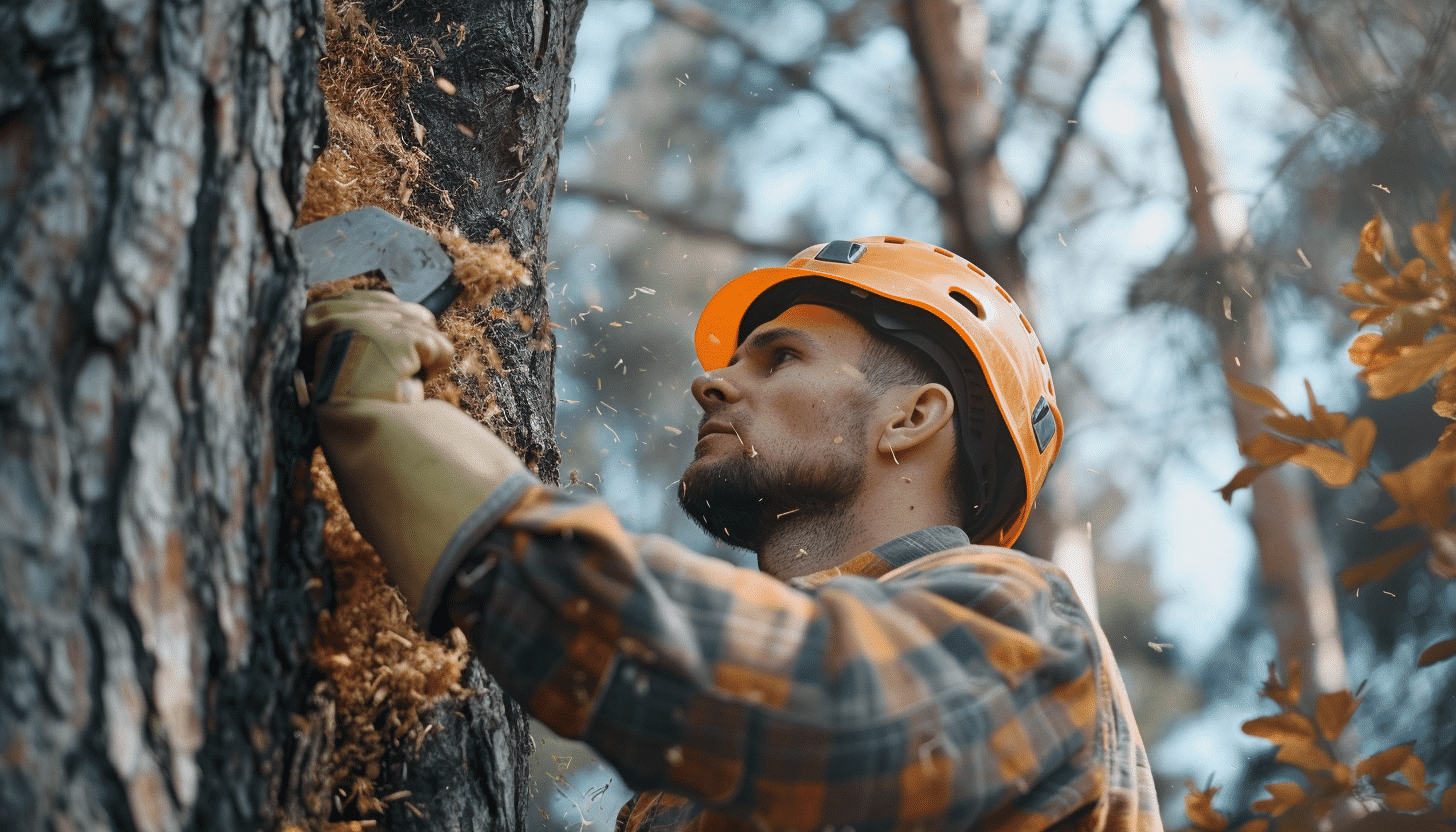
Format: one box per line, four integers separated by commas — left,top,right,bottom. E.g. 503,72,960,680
677,446,865,553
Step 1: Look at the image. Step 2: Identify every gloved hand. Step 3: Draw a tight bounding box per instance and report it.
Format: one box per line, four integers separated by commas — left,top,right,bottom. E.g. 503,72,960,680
304,290,529,616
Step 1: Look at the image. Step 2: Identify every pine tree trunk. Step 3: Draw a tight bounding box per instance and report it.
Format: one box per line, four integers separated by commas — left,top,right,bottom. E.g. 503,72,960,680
1,0,326,829
1,0,583,829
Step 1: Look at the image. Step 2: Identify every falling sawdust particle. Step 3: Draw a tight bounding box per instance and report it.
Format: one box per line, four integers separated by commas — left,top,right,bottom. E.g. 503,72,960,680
286,0,540,827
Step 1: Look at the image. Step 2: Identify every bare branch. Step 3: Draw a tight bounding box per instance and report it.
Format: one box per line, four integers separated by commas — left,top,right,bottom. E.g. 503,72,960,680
647,0,936,198
560,181,810,259
1018,1,1141,232
1008,0,1056,105
1145,0,1235,257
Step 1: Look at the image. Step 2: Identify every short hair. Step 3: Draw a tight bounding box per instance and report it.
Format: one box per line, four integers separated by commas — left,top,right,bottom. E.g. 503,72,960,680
856,331,980,529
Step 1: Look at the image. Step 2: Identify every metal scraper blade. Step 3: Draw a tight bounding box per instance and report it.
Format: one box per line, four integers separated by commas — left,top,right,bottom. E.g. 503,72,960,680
292,206,460,315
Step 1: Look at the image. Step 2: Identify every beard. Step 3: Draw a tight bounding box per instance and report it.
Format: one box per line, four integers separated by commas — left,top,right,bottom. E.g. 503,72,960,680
677,417,867,552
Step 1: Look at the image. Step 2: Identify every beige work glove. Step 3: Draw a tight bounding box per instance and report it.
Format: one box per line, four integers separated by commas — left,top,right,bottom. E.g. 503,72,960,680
303,290,529,615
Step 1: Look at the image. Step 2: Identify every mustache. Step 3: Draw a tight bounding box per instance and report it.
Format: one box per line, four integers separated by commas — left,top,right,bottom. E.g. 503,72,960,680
696,411,750,442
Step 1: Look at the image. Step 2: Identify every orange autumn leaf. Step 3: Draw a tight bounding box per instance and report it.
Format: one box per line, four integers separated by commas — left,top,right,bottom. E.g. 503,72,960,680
1417,637,1456,668
1226,374,1288,412
1357,743,1416,780
1218,464,1265,503
1377,451,1456,530
1275,739,1338,772
1314,690,1360,742
1349,304,1396,328
1183,782,1229,831
1341,416,1377,469
1252,781,1305,817
1401,754,1428,794
1353,218,1393,283
1260,662,1301,709
1291,444,1358,487
1435,372,1456,419
1243,711,1316,744
1338,542,1424,591
1411,193,1454,277
1241,433,1306,465
1380,782,1431,813
1363,332,1456,399
1263,411,1323,440
1349,332,1400,372
1306,381,1349,436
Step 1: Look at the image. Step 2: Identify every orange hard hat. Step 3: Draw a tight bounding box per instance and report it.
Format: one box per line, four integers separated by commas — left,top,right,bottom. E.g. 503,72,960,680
694,236,1062,546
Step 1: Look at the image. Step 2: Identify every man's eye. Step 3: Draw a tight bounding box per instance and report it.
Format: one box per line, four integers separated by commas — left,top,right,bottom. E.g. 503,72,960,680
768,349,795,372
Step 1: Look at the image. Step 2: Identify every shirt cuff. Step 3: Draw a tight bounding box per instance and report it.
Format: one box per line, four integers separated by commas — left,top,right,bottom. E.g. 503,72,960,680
416,471,538,634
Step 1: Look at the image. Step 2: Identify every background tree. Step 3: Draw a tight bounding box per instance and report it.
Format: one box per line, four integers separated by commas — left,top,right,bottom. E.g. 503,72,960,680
0,1,583,831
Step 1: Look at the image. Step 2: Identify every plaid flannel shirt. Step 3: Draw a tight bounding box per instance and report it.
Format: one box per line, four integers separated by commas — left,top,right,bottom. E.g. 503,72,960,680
424,474,1162,832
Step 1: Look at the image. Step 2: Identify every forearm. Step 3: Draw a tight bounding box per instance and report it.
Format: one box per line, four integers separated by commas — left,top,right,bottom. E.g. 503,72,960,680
317,397,530,614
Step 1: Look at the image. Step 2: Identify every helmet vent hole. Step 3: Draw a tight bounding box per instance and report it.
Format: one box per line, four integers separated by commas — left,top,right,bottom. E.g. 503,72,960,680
995,285,1012,303
950,290,985,319
884,236,905,244
1037,345,1046,364
933,246,954,258
1019,315,1032,333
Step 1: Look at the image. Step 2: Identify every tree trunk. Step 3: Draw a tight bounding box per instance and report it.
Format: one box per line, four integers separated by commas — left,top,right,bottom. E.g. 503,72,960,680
898,0,1027,299
2,0,583,830
1,0,325,829
312,2,584,830
1145,0,1348,696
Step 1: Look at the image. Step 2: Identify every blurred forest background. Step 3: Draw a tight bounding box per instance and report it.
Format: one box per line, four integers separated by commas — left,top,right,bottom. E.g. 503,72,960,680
523,0,1456,828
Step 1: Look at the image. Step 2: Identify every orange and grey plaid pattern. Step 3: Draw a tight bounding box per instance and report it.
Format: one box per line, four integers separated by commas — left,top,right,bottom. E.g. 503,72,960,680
435,477,1161,832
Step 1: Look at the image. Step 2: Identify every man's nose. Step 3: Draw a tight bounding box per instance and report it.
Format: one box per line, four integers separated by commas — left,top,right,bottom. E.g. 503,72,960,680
691,372,741,409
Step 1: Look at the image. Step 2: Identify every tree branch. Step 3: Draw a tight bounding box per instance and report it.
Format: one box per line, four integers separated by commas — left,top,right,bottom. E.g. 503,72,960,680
560,181,810,259
647,0,936,198
1018,1,1141,232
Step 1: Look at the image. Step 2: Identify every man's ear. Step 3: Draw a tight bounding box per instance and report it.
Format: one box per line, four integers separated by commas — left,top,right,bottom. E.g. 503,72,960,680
877,383,955,456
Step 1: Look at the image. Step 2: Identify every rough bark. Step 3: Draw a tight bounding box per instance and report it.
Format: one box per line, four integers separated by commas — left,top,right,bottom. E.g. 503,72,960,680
359,0,582,483
2,0,584,828
0,0,325,830
1145,0,1348,695
289,1,584,830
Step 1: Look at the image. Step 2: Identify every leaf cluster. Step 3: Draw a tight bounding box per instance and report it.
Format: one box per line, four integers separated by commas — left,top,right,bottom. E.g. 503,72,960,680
1178,664,1456,832
1218,196,1456,668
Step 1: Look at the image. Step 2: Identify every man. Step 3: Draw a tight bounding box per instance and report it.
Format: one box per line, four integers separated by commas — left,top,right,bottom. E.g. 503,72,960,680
304,237,1162,831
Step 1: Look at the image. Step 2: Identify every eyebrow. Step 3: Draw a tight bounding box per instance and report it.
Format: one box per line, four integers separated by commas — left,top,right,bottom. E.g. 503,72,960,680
731,326,822,364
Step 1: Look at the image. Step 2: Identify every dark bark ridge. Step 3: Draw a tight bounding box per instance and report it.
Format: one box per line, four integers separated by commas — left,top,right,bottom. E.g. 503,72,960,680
2,0,325,831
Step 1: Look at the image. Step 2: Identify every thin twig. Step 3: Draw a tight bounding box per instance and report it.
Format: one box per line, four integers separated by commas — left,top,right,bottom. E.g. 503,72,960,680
648,0,932,198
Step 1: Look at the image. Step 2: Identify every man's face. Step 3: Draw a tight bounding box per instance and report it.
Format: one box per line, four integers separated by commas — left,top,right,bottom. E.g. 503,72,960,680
678,304,879,553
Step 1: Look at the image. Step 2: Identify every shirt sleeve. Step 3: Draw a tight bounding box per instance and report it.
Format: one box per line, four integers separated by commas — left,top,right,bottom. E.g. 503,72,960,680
435,481,1106,832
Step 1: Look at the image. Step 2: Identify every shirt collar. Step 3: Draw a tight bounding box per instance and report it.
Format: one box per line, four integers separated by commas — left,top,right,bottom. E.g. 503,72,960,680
870,524,971,569
788,525,970,589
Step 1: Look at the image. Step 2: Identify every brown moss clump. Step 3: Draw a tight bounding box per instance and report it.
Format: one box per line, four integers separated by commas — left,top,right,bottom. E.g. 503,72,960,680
285,0,542,827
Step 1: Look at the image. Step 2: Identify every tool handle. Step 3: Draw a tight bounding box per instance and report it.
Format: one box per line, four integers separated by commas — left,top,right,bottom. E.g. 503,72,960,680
418,275,464,318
